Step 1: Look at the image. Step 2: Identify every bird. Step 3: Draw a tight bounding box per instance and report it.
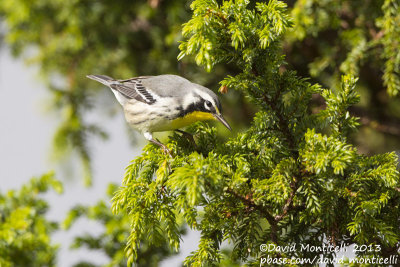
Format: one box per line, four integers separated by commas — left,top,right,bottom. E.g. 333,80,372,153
86,74,231,155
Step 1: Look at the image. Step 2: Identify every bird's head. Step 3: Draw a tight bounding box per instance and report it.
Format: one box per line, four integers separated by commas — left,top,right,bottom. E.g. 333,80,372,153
182,85,232,131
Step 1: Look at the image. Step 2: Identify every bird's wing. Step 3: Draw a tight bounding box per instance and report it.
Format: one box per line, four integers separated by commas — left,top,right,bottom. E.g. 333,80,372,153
111,77,157,105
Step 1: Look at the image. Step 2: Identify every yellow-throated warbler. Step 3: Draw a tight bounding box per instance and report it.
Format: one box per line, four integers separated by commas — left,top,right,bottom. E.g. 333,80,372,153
87,74,231,153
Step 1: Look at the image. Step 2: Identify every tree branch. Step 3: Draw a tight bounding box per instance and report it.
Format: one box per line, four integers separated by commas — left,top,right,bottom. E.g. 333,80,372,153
358,114,400,136
225,187,278,242
312,94,400,137
274,180,299,222
263,94,297,154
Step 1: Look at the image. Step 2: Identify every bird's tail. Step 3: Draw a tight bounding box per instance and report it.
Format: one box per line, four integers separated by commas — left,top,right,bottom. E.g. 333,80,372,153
86,74,115,86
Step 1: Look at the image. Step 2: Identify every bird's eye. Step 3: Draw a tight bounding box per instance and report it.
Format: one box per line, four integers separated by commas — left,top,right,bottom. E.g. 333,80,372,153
204,100,212,110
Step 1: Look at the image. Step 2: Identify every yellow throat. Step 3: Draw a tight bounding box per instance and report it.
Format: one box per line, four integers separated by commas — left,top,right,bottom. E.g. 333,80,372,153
170,111,215,129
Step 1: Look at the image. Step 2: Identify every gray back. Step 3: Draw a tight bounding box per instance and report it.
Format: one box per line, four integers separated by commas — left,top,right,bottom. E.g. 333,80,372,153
141,75,219,103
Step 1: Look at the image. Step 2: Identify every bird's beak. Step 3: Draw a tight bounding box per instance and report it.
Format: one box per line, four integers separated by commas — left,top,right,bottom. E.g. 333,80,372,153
213,113,232,131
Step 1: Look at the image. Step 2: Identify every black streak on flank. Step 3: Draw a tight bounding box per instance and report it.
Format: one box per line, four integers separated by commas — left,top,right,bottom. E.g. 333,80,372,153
129,111,142,116
132,117,157,125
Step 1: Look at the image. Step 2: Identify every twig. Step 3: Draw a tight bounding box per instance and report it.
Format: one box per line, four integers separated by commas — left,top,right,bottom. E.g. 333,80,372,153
274,180,299,221
263,94,297,153
312,94,400,137
225,187,278,242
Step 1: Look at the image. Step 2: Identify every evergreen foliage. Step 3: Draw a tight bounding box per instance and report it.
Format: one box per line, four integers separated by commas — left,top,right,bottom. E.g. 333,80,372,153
286,0,400,156
0,173,62,267
289,0,400,96
111,0,400,266
1,0,400,266
64,184,182,267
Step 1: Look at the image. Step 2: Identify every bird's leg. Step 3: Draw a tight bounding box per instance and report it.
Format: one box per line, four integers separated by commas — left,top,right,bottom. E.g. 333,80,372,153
149,139,173,158
175,129,197,148
144,132,173,158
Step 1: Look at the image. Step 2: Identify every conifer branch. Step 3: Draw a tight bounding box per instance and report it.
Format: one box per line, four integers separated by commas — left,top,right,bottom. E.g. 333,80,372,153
312,94,400,137
225,188,276,228
263,93,297,153
274,180,298,222
358,114,400,137
251,63,297,156
262,86,305,225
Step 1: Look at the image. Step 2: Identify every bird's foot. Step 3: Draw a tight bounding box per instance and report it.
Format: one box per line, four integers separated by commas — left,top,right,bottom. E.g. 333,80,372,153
149,138,173,158
160,143,173,158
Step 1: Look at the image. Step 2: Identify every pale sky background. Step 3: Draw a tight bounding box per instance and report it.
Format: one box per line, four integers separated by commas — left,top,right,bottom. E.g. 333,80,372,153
0,43,199,266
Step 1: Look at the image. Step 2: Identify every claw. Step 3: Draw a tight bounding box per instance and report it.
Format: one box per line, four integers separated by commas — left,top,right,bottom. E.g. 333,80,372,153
149,138,173,158
144,132,173,158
